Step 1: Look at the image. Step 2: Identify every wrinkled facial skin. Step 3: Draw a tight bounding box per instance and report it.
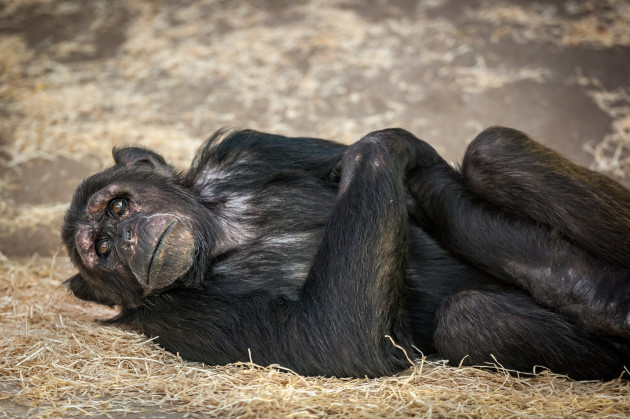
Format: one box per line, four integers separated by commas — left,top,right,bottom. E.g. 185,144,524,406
62,148,198,308
75,184,195,289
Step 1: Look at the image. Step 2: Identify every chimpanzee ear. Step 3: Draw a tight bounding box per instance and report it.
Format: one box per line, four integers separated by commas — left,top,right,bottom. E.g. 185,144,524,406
113,147,172,177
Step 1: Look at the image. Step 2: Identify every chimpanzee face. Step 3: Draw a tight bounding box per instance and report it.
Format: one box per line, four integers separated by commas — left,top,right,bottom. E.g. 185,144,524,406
62,148,197,308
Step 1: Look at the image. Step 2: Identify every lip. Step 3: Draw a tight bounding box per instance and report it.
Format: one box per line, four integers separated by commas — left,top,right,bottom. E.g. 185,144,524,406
146,220,178,285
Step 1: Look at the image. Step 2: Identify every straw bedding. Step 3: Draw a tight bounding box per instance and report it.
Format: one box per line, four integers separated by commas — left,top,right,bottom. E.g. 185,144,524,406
2,0,630,416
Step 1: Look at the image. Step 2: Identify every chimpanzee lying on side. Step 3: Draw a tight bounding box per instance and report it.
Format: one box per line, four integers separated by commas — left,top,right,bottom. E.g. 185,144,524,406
62,126,630,380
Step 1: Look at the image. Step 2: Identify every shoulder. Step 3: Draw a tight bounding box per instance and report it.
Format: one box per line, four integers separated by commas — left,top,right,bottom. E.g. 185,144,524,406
187,129,348,180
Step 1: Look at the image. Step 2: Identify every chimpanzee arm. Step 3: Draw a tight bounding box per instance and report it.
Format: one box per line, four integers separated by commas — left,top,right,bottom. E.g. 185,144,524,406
281,128,439,377
406,135,630,339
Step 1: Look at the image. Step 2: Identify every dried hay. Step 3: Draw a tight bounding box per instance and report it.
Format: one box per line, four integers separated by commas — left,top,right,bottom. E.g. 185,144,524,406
470,0,630,48
1,254,629,417
584,90,630,179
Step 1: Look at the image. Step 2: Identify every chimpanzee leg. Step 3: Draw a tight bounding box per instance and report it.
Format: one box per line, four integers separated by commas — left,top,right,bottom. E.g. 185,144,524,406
462,126,630,269
406,131,630,339
287,128,434,377
434,290,628,380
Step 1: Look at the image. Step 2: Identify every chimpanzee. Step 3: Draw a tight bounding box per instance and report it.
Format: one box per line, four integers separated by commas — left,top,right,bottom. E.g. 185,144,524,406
61,126,630,380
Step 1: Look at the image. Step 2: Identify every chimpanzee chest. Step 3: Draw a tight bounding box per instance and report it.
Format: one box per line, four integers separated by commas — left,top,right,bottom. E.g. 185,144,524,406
197,165,338,299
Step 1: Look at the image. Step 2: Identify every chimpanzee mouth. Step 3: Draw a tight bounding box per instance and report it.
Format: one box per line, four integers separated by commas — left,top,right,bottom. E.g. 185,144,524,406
147,220,178,285
142,217,195,292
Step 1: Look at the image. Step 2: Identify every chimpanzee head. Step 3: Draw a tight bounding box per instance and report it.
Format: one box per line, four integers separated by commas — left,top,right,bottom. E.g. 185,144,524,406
62,147,204,308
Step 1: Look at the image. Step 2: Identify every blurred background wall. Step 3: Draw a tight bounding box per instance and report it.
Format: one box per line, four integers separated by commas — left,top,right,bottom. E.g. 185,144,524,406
1,0,629,257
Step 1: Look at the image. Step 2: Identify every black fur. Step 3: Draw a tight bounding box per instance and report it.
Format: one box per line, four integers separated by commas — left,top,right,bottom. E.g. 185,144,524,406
62,127,630,380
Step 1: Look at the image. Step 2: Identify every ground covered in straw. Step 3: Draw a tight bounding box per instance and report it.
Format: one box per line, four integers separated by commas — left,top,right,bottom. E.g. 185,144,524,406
2,0,630,416
2,256,629,417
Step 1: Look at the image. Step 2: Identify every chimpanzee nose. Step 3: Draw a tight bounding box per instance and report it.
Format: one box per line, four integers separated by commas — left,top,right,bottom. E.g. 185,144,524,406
118,227,134,252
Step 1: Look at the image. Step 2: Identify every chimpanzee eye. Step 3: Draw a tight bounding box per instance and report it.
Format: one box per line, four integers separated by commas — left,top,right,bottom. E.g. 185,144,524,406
108,198,127,218
96,238,111,256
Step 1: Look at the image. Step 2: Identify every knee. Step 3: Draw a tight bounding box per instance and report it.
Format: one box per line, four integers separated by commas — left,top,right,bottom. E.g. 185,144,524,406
434,290,495,350
434,290,488,332
433,291,490,365
465,126,531,162
462,126,534,181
